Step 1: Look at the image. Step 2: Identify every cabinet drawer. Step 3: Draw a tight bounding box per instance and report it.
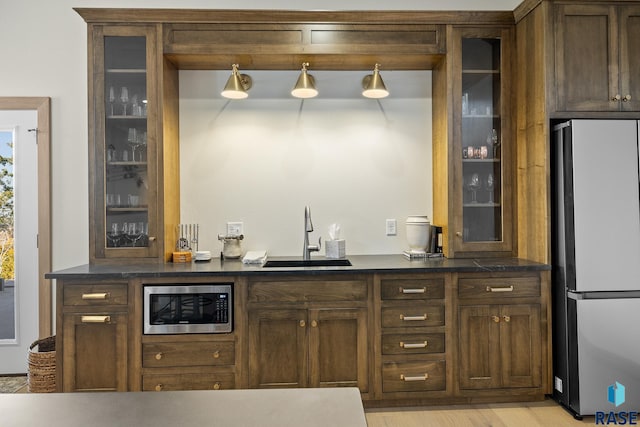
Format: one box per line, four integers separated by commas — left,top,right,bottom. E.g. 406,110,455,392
143,341,235,368
383,360,446,393
381,278,444,300
458,276,540,299
382,333,445,355
248,280,367,303
143,372,235,391
382,305,445,328
63,283,128,306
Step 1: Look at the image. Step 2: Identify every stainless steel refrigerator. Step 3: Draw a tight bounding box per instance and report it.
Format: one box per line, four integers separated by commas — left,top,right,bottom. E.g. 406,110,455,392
552,119,640,417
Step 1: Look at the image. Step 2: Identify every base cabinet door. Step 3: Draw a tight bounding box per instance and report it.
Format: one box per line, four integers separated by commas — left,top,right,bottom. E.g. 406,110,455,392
61,312,128,392
248,309,308,388
248,308,369,392
309,308,368,391
458,304,541,390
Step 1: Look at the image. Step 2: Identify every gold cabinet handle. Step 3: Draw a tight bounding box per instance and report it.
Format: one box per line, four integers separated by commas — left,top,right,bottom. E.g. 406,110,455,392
503,315,511,323
311,320,318,328
148,236,157,242
154,384,163,392
456,231,462,237
613,94,622,101
213,382,221,390
155,352,163,360
624,95,632,102
399,287,426,294
81,315,111,323
486,285,514,293
81,292,110,300
492,315,500,323
400,341,428,349
400,373,429,382
299,320,306,327
400,314,428,321
212,351,220,359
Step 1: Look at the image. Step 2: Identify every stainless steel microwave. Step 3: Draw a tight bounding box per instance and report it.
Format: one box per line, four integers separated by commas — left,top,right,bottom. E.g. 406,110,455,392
143,284,232,334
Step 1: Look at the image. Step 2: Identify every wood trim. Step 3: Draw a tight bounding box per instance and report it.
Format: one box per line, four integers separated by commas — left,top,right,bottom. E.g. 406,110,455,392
0,97,52,338
74,8,515,26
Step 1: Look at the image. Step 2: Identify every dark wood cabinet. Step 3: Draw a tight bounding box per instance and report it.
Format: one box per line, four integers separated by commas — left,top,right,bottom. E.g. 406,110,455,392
247,277,370,394
457,274,545,392
58,281,129,392
434,26,515,258
554,3,640,112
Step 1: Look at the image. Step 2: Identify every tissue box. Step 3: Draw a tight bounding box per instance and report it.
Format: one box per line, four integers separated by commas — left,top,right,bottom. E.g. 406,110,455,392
325,240,346,259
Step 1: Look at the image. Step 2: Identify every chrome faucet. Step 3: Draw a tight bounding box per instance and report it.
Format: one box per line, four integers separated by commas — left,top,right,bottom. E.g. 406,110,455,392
303,205,321,260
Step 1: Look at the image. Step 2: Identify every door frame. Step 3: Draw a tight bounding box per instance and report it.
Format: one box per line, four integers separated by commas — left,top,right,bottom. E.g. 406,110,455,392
0,97,51,338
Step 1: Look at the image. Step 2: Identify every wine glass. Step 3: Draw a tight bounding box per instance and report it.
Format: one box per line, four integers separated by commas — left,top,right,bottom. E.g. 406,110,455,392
469,173,481,203
120,87,129,116
485,172,495,204
108,86,116,116
127,128,138,162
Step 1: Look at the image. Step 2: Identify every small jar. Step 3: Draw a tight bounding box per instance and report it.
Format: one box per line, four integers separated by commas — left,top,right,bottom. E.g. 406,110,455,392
406,215,430,254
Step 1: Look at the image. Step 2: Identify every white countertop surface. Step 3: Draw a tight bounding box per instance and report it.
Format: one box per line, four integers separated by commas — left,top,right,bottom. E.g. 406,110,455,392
0,387,367,427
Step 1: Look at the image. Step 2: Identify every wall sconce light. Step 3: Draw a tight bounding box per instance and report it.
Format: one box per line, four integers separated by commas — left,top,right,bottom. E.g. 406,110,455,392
362,63,389,99
291,62,318,99
221,64,252,99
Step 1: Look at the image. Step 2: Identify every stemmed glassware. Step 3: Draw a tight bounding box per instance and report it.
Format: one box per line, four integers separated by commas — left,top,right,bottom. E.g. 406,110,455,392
127,127,139,162
469,173,481,203
108,86,116,116
485,172,495,204
120,87,129,116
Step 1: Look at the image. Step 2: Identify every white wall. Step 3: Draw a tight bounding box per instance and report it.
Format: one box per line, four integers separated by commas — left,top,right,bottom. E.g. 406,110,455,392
180,70,431,255
0,0,521,269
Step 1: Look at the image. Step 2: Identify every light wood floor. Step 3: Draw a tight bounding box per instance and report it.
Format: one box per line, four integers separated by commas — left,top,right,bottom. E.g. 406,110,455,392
365,399,593,427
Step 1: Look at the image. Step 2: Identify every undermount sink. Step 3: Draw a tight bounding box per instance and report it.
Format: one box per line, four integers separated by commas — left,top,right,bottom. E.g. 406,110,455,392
263,259,352,268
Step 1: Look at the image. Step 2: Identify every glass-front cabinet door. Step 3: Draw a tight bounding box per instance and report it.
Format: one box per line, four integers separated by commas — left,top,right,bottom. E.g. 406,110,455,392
452,27,514,256
90,26,159,260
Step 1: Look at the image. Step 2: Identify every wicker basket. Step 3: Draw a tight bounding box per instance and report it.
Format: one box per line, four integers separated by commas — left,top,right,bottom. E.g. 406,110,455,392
27,336,56,393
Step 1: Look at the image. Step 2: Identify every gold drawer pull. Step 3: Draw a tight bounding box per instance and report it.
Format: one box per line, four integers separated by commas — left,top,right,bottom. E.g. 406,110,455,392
81,292,110,300
155,352,163,360
299,320,306,327
623,94,632,102
503,315,511,323
492,315,500,323
154,384,163,392
486,285,514,293
311,320,318,328
212,351,220,359
81,315,110,323
400,374,429,382
400,314,427,321
400,341,428,349
213,382,221,390
399,287,426,294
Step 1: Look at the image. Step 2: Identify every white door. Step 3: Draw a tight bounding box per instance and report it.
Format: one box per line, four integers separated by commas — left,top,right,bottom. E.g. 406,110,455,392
0,110,38,374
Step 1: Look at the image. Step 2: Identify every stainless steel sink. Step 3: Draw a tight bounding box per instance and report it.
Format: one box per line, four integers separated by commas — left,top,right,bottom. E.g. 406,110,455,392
263,259,352,268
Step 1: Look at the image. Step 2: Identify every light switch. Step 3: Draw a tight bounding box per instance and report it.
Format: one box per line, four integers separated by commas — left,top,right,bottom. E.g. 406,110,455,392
386,219,397,236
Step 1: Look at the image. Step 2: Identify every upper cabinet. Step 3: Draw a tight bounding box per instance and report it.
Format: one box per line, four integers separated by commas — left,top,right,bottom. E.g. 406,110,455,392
88,25,179,263
554,3,640,112
434,26,515,258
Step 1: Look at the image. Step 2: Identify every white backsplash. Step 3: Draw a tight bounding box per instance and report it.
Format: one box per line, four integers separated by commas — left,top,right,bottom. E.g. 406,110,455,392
179,70,432,256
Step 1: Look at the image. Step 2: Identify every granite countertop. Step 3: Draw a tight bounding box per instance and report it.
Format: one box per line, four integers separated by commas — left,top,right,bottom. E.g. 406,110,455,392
46,254,549,279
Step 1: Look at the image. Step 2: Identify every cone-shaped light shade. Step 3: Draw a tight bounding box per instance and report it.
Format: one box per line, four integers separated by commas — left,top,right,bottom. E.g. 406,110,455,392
362,64,389,99
221,64,252,99
291,63,318,98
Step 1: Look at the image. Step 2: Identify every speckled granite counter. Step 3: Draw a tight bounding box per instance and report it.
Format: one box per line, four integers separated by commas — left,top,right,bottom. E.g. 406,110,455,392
46,255,549,279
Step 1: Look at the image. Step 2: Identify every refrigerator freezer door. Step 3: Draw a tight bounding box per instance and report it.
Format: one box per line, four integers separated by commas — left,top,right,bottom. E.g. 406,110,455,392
576,298,640,415
571,120,640,292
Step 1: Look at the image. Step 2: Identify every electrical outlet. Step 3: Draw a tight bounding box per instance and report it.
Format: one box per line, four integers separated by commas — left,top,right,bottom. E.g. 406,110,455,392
386,219,397,236
227,222,243,236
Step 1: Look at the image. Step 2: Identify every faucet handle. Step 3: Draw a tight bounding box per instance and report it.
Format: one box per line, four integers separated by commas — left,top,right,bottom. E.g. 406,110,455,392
309,236,322,253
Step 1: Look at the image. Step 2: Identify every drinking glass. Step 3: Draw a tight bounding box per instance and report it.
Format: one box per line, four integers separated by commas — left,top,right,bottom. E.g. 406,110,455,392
108,86,116,116
127,128,138,161
120,87,129,116
485,173,495,203
469,173,481,203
